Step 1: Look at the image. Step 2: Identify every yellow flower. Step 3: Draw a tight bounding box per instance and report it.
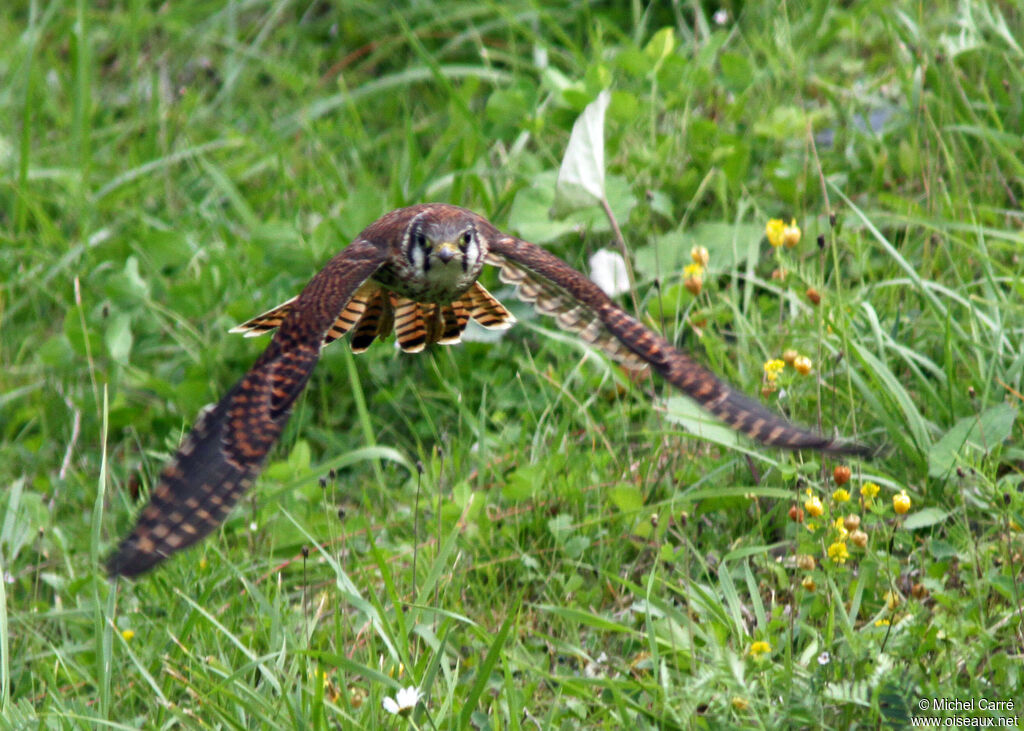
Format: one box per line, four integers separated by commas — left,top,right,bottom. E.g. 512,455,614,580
783,219,801,248
884,590,900,610
748,641,771,658
801,575,816,591
861,482,880,505
690,245,710,267
804,494,824,518
764,359,786,382
683,262,704,277
833,516,849,539
731,696,749,711
827,541,849,564
121,629,135,641
875,619,890,627
893,490,911,514
793,355,813,376
832,488,850,503
766,219,786,248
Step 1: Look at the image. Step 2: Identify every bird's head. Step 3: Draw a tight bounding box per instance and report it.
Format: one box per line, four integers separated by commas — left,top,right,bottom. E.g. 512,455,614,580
400,209,485,298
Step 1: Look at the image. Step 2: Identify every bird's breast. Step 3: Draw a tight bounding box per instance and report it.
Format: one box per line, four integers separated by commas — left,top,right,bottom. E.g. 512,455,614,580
374,257,482,303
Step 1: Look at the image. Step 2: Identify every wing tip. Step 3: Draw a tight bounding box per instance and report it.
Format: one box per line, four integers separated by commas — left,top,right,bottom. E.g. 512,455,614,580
105,543,165,579
819,438,877,459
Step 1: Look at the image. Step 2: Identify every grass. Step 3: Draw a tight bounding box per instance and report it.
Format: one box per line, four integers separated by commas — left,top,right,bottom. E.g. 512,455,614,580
2,0,1022,727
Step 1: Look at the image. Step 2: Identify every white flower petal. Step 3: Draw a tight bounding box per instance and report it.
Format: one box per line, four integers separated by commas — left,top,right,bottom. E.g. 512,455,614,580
382,697,399,714
395,686,422,709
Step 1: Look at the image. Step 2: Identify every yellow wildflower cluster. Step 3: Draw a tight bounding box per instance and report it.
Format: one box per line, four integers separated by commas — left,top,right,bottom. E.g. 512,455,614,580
800,485,876,565
762,353,814,385
748,641,771,658
827,541,849,564
764,359,786,383
804,491,824,518
766,218,801,248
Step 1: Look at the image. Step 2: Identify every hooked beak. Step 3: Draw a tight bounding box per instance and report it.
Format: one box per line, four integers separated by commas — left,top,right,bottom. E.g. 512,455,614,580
435,241,459,264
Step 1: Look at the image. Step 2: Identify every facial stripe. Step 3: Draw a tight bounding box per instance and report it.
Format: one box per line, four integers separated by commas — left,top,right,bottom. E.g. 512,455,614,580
402,209,433,268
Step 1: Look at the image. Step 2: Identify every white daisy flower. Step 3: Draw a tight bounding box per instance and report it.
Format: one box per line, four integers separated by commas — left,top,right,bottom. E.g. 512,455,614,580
381,685,422,717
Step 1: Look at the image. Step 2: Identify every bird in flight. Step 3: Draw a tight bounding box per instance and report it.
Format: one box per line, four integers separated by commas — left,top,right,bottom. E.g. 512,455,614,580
107,204,867,577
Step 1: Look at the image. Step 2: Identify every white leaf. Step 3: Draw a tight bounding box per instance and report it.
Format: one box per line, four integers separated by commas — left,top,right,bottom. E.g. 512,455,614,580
553,89,610,214
589,248,630,296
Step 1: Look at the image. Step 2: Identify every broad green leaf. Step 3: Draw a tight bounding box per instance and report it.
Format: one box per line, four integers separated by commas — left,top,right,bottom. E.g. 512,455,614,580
547,513,574,540
105,312,133,364
104,256,150,305
643,27,675,71
608,484,644,513
902,507,951,531
927,402,1017,477
634,222,762,279
507,170,636,244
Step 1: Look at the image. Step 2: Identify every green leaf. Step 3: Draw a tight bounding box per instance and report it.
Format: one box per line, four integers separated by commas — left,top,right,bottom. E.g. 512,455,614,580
927,402,1018,477
507,170,635,244
753,105,810,140
902,507,951,531
547,513,574,540
643,27,675,70
646,282,690,321
104,312,133,364
928,538,960,560
503,463,542,501
608,484,644,513
634,222,762,280
104,256,150,305
719,52,753,92
563,536,589,559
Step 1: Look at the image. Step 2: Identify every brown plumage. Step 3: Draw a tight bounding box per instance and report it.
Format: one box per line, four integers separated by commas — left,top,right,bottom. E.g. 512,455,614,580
108,204,868,578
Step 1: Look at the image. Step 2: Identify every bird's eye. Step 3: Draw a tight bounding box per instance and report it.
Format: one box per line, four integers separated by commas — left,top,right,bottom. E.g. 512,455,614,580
461,231,473,248
414,231,429,249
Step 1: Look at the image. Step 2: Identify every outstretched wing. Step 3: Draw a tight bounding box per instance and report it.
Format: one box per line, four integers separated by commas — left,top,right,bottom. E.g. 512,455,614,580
486,234,868,456
107,239,388,577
